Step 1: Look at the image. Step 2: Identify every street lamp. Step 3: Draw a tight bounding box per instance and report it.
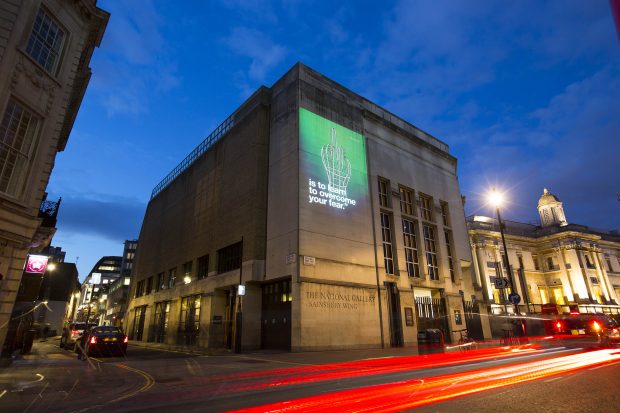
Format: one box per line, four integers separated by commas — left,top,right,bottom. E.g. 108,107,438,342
487,188,519,314
40,261,57,340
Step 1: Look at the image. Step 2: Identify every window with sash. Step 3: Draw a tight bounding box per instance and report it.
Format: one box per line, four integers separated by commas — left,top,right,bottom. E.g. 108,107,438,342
0,99,39,197
402,219,421,278
26,8,66,74
381,212,396,274
423,224,439,280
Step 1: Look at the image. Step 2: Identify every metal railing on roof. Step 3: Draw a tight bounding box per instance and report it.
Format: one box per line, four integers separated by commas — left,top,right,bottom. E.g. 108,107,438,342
150,114,236,199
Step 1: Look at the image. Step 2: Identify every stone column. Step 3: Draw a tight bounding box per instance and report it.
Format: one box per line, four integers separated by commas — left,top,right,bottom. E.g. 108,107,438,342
594,251,613,303
470,241,482,288
555,246,575,303
575,250,594,303
476,243,493,301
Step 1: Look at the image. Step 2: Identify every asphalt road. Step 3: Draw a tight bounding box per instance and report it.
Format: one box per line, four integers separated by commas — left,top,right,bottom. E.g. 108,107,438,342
414,360,620,413
0,338,618,413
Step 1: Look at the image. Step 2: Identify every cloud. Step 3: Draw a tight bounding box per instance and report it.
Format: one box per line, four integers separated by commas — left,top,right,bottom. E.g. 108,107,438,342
351,0,616,131
222,27,287,84
56,195,145,242
90,1,180,115
460,63,620,229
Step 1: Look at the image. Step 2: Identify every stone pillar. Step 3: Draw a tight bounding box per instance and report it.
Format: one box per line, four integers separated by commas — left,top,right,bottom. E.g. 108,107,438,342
555,247,575,303
476,243,493,301
470,242,482,288
575,250,594,303
594,251,614,303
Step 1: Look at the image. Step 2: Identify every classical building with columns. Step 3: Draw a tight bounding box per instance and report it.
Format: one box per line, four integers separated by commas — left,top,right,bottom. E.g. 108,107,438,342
467,188,620,318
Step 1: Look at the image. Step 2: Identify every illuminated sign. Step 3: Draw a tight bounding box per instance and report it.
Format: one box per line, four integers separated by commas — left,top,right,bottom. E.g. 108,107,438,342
25,255,48,274
300,108,367,212
238,285,246,296
91,273,102,284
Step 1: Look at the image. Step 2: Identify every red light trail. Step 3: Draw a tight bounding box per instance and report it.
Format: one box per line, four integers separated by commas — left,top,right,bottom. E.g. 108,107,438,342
229,349,620,413
210,345,541,393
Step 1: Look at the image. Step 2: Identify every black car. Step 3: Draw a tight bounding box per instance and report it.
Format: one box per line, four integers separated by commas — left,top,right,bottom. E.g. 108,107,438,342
77,326,128,358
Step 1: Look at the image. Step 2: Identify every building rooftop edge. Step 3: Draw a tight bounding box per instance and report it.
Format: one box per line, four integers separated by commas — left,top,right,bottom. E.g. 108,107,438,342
466,215,620,243
295,62,450,154
150,62,453,200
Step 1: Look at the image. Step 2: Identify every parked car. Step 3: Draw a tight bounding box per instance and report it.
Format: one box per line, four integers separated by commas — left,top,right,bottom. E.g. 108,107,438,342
77,326,128,358
60,322,97,349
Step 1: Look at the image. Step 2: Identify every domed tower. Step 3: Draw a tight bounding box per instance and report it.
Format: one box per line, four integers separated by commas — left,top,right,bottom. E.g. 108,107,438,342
538,188,567,227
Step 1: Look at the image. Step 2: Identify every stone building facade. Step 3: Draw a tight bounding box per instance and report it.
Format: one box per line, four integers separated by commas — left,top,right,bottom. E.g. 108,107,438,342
0,0,108,352
126,64,479,351
468,188,620,319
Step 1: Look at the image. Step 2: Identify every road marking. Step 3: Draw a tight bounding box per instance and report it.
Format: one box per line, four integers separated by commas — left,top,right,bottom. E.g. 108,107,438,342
23,381,49,413
62,379,79,400
70,363,155,413
113,363,156,395
544,376,564,382
0,390,6,399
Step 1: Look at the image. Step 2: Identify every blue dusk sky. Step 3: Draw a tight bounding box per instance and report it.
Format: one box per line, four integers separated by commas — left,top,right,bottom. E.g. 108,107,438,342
45,1,620,279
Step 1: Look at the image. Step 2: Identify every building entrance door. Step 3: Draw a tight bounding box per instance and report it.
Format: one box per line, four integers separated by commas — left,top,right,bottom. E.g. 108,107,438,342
385,282,404,347
261,280,291,350
415,291,450,344
464,300,484,341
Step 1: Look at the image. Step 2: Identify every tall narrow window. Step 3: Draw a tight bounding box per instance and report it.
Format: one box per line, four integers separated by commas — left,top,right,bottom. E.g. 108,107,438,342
532,254,540,271
134,280,144,298
440,201,450,227
197,255,209,279
381,212,395,274
168,268,176,288
183,261,193,281
132,305,146,341
423,225,439,280
152,301,171,343
26,8,65,74
378,177,390,208
178,295,201,346
444,230,455,283
156,272,164,291
217,242,242,274
604,254,612,272
399,186,414,215
0,99,39,197
402,219,420,278
420,194,433,221
145,276,153,295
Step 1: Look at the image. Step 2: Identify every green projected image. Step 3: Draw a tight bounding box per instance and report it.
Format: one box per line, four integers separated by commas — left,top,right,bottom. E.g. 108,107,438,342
300,108,368,212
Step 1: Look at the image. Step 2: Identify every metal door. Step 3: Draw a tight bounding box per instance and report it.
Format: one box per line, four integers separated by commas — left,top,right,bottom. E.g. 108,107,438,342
261,280,291,350
464,300,484,341
415,295,450,343
385,282,404,347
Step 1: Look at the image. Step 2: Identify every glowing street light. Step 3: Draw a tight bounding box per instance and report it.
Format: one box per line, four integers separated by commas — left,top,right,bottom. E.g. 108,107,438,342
487,187,519,314
488,189,504,209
